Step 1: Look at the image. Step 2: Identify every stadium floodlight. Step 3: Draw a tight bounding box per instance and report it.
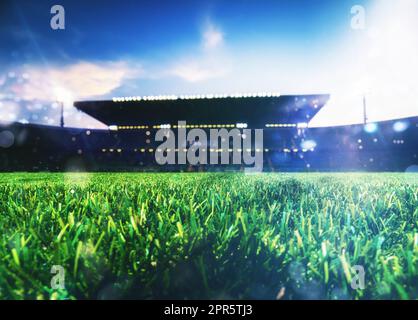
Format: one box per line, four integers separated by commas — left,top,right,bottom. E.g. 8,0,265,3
301,140,317,150
236,123,248,129
364,123,378,133
53,86,73,107
108,125,118,131
109,92,286,103
393,121,409,132
297,122,308,129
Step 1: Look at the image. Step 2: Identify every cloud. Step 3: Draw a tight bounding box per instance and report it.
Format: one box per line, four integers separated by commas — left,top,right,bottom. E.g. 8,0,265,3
169,21,229,83
170,59,229,83
202,22,224,50
309,0,418,126
12,61,141,102
165,2,418,126
1,61,141,128
3,3,418,129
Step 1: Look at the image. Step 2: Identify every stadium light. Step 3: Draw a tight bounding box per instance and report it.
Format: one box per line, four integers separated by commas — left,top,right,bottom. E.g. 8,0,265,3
53,87,73,107
297,122,308,129
301,140,317,150
393,121,409,133
110,92,284,103
364,123,378,133
108,125,118,131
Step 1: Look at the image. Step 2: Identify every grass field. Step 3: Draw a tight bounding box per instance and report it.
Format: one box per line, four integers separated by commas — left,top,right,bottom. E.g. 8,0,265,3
0,172,417,300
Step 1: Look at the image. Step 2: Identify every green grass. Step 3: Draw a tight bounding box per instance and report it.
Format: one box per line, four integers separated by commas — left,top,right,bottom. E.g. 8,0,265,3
0,172,417,300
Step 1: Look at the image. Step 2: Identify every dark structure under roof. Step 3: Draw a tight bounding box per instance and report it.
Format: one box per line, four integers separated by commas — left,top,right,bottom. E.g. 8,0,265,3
74,94,329,127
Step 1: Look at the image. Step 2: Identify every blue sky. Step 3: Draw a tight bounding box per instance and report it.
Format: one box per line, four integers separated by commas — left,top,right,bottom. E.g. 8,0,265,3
1,0,417,128
1,0,352,64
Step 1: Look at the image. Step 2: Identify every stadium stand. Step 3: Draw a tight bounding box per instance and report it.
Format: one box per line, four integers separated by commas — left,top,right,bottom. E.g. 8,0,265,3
0,94,417,172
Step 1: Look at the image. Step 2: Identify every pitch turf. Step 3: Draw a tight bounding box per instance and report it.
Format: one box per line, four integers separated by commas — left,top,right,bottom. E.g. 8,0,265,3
0,173,417,300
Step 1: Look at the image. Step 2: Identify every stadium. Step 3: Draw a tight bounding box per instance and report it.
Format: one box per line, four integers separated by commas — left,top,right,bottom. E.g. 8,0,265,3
1,0,418,304
1,93,417,172
1,92,417,300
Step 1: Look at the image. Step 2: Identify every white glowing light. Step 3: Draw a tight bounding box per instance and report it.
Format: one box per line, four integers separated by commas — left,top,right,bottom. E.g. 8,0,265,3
393,121,409,132
236,123,248,129
53,87,73,106
108,125,118,131
301,140,317,150
364,123,378,133
297,122,308,129
111,92,281,102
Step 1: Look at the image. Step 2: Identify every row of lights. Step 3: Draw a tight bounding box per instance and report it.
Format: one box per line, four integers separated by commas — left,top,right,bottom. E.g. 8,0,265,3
152,124,238,129
114,122,411,132
102,148,269,153
154,148,267,153
115,123,302,130
266,124,297,128
112,92,281,102
118,125,149,130
284,148,315,153
100,148,315,153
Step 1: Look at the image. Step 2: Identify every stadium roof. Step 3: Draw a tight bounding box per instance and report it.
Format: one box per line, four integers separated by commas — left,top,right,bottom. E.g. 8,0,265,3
74,94,329,127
